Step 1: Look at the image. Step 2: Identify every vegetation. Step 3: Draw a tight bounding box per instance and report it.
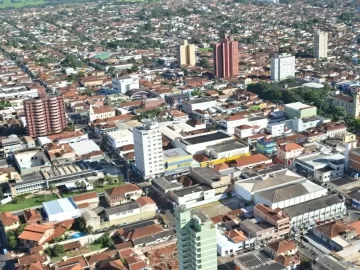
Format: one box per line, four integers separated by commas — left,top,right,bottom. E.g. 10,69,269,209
72,217,93,234
0,194,57,212
93,232,115,248
45,244,64,257
6,224,25,249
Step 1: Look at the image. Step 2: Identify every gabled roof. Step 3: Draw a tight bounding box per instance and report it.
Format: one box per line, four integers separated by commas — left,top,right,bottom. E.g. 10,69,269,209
268,239,296,255
105,184,141,197
0,211,19,226
315,221,354,239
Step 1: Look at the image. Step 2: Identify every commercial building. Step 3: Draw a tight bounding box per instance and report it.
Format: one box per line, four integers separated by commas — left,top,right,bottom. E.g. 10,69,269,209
24,96,67,137
256,138,277,156
254,181,327,209
134,121,164,179
294,152,344,182
105,129,134,149
181,97,217,115
270,53,296,82
178,40,196,66
235,167,305,202
206,141,249,160
111,75,139,94
314,31,328,59
175,131,234,155
276,142,304,166
43,198,80,222
175,206,217,270
163,148,193,176
214,35,239,78
283,194,346,231
284,102,317,119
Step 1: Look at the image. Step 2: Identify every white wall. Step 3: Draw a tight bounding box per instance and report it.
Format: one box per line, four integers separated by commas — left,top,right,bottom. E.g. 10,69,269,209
47,209,80,222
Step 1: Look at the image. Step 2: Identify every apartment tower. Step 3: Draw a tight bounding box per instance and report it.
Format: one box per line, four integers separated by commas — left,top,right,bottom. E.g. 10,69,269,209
271,53,296,82
133,121,164,180
178,40,196,66
24,96,67,137
213,35,239,78
314,31,328,59
175,205,217,270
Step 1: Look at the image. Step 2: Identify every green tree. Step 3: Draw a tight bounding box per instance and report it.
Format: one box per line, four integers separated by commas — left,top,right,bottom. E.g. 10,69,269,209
7,234,17,249
199,58,211,68
51,244,64,257
72,217,86,232
104,175,114,185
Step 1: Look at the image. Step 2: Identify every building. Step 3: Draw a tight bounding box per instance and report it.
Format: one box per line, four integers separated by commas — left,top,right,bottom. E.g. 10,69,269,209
294,152,344,182
134,121,164,179
72,192,99,209
270,53,296,82
284,102,317,119
24,97,67,137
178,40,196,66
0,212,20,231
254,181,327,209
105,129,134,149
348,148,360,172
276,143,304,166
104,183,142,207
112,76,139,94
256,138,277,156
175,206,217,270
328,91,360,118
43,198,80,222
163,148,193,176
235,167,305,202
14,150,51,175
214,35,239,78
89,105,115,122
283,194,346,231
314,31,328,59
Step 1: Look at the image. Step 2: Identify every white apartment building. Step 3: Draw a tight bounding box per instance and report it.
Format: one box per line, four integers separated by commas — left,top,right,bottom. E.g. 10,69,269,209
218,115,249,135
314,31,328,59
271,53,296,82
266,120,292,137
112,75,139,94
134,121,164,179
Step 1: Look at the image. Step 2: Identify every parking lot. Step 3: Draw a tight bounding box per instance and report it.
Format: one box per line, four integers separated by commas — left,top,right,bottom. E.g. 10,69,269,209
193,197,243,218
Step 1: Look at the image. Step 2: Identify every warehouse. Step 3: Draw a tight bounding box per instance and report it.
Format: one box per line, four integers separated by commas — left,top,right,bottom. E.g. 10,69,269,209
43,198,80,222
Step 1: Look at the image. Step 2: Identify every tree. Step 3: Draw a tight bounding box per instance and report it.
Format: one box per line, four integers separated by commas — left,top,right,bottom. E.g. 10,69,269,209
49,184,56,193
199,58,211,68
332,106,347,121
7,234,17,249
156,59,165,66
104,175,114,185
85,225,93,234
51,244,64,257
72,217,86,232
117,175,124,184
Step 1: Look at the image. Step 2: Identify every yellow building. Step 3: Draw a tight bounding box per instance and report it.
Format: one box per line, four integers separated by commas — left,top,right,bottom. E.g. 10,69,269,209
163,148,193,176
178,40,196,66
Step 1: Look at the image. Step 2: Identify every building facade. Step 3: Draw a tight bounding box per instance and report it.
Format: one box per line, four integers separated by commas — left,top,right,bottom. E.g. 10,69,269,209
270,53,296,82
314,31,328,59
213,35,239,78
24,97,67,137
178,40,196,66
134,121,164,179
175,206,217,270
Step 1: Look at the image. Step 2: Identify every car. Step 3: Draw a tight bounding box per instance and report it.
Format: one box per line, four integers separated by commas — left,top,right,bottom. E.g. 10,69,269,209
2,248,7,255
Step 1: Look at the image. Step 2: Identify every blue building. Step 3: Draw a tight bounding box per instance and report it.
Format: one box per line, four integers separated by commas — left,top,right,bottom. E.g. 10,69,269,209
351,190,360,209
256,138,277,156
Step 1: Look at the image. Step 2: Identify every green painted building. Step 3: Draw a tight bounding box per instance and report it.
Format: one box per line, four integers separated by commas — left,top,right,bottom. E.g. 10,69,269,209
175,206,217,270
284,102,317,119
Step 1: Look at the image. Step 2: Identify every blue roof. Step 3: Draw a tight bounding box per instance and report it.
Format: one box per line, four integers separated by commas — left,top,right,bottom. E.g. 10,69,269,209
43,198,78,215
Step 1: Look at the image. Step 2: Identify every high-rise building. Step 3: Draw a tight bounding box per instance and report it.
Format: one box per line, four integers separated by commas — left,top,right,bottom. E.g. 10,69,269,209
133,121,164,179
178,40,196,66
213,35,239,78
175,205,217,270
270,53,296,82
24,96,67,137
314,31,328,59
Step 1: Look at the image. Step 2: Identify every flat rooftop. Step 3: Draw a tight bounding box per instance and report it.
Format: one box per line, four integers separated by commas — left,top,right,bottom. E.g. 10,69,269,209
182,131,231,145
296,153,344,170
188,97,214,104
330,177,358,187
43,198,78,215
107,129,133,138
69,140,101,156
234,249,271,269
208,141,246,153
285,102,312,110
163,148,191,161
15,150,50,169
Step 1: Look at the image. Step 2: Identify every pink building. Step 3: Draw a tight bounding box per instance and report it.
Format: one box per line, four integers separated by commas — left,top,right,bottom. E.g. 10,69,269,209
276,143,304,166
213,35,239,78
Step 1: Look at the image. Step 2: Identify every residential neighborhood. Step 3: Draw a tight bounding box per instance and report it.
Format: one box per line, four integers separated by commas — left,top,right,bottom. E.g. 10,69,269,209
1,0,360,270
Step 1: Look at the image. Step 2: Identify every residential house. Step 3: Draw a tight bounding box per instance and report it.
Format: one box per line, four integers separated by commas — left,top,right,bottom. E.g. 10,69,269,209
0,211,20,231
104,183,142,207
276,143,304,166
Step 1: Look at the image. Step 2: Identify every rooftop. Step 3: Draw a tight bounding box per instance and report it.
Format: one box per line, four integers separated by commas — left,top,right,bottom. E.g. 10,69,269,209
43,198,78,216
163,148,191,161
182,131,232,145
69,140,101,156
284,102,312,110
284,194,343,218
207,141,247,153
105,202,139,216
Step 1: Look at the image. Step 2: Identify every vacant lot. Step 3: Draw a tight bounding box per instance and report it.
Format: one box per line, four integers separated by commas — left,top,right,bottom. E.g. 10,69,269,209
193,197,242,218
0,194,57,212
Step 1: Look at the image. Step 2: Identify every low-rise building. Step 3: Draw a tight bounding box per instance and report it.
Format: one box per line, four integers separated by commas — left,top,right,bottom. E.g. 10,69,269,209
206,141,249,159
0,211,20,231
256,138,277,156
276,143,304,166
72,192,99,209
284,194,346,231
14,150,51,175
163,148,193,176
104,183,142,207
43,198,80,222
284,102,317,119
254,181,327,209
105,129,134,149
105,197,157,222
